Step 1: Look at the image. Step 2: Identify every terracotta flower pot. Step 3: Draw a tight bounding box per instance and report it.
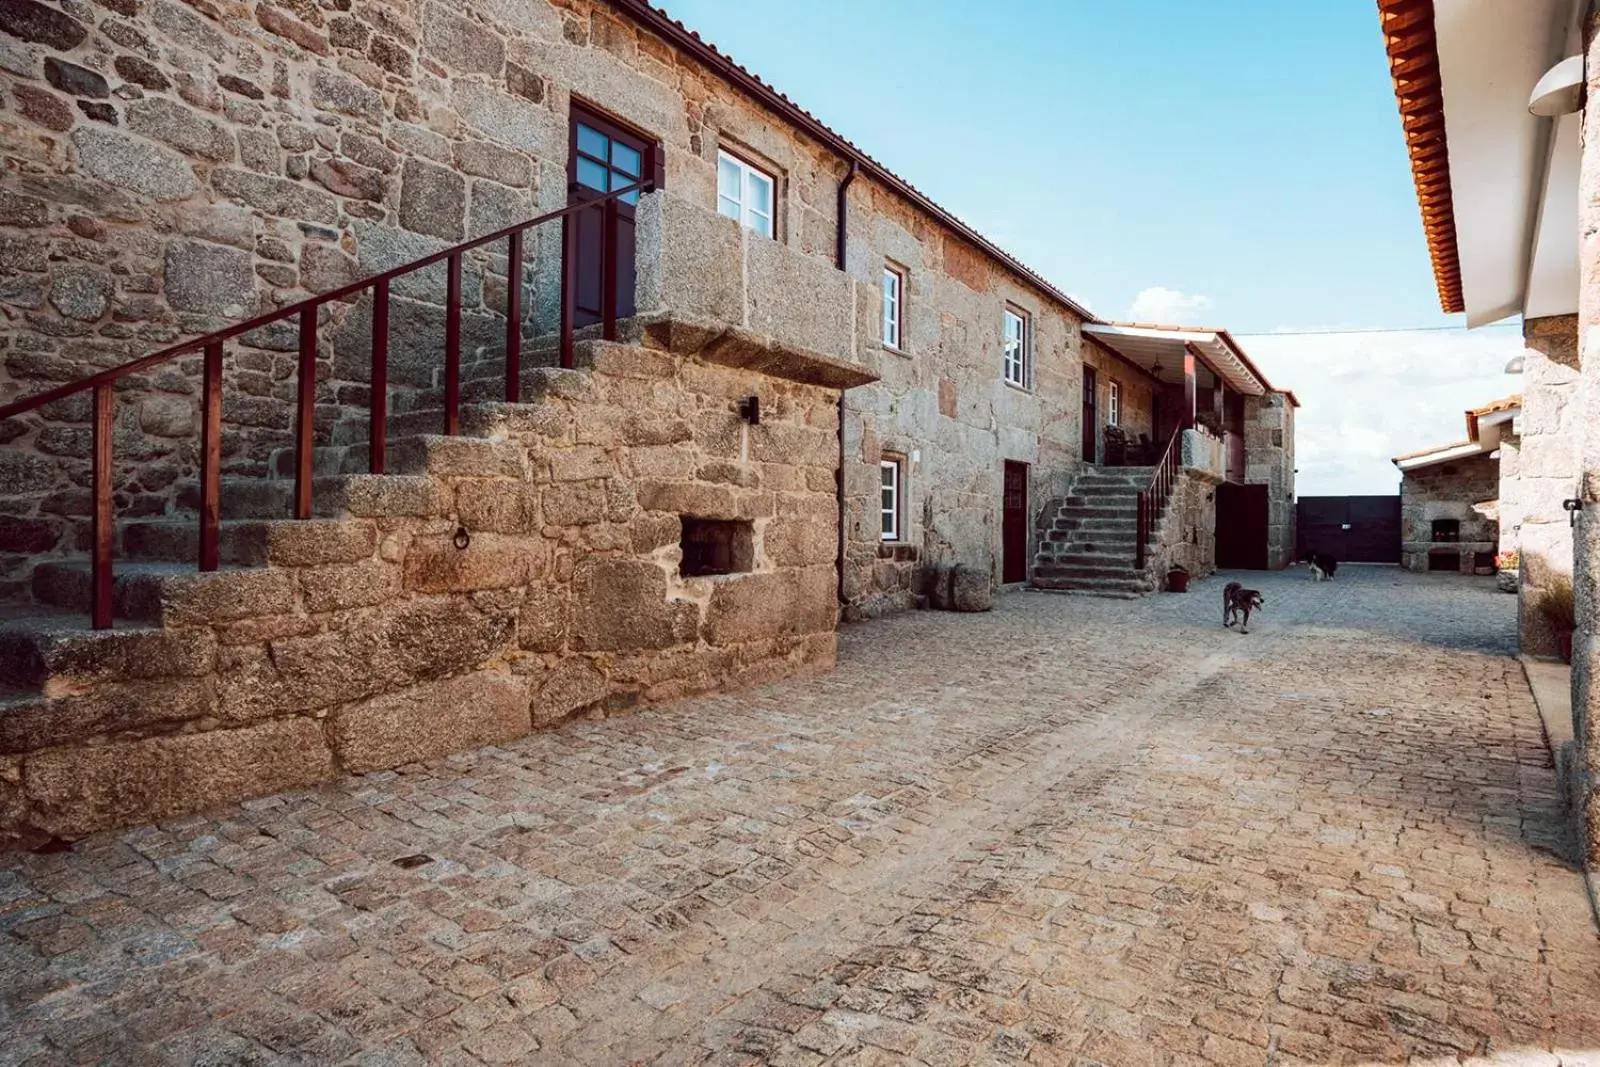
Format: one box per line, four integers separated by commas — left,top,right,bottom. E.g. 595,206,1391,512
1167,568,1190,593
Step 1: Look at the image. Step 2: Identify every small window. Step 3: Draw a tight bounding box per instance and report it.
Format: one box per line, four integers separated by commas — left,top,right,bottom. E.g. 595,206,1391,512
1108,381,1121,427
717,150,775,238
1003,307,1031,388
574,120,645,205
680,518,755,577
880,458,903,542
882,265,905,351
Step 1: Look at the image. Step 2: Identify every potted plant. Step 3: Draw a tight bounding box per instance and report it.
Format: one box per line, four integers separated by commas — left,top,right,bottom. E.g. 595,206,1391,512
1167,564,1190,593
1195,411,1223,437
1495,550,1519,594
1535,578,1576,663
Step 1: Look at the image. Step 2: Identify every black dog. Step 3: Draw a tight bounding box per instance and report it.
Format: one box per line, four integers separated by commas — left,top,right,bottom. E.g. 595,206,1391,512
1307,552,1339,582
1223,581,1264,633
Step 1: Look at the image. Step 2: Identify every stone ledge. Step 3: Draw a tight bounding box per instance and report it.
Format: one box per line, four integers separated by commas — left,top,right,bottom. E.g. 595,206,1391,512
631,311,879,390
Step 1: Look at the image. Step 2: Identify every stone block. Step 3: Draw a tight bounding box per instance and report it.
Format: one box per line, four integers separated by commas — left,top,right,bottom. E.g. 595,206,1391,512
404,533,536,593
0,679,215,755
458,479,540,534
570,559,699,652
153,567,300,627
0,623,214,689
636,481,739,520
164,239,256,318
531,658,606,725
300,560,402,613
213,167,337,224
746,231,853,361
704,566,835,647
259,520,377,567
326,475,446,518
0,0,89,50
311,67,382,122
454,79,556,154
23,718,334,839
393,435,524,479
73,126,197,201
329,672,531,774
634,193,743,322
127,97,233,161
542,480,609,526
399,158,467,241
949,564,994,612
518,583,567,652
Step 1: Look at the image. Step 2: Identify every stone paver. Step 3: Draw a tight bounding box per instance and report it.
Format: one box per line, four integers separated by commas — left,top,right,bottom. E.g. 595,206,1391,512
2,567,1598,1066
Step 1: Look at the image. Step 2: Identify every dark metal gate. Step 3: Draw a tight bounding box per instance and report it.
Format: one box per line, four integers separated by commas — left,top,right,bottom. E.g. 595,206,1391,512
1296,495,1401,564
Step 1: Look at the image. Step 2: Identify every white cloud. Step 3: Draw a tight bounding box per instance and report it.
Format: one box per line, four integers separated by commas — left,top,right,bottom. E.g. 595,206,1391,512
1126,286,1212,324
1237,327,1523,496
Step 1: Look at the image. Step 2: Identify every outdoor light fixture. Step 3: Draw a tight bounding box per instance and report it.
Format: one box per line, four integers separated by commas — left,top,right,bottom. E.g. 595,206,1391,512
1504,355,1525,374
738,395,760,424
1530,55,1584,116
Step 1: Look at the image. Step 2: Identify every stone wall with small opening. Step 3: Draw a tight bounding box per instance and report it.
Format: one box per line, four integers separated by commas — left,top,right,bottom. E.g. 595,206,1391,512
0,341,840,845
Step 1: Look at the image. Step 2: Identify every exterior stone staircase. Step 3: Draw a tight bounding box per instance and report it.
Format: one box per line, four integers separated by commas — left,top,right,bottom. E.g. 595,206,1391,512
1031,466,1159,598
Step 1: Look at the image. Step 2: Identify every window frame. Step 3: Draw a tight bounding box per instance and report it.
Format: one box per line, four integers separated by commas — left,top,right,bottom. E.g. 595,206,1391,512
716,148,776,239
880,456,903,542
1108,380,1121,427
882,263,906,352
1003,306,1032,389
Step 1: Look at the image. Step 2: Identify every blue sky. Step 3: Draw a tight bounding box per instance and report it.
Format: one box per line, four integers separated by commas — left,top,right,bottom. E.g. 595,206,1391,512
659,0,1525,493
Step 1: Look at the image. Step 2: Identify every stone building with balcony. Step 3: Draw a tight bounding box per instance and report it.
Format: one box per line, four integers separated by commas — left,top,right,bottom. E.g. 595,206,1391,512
0,0,1297,840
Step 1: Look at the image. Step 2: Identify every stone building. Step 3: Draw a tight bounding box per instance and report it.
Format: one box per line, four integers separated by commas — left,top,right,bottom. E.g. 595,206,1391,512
0,0,1299,839
1378,0,1596,866
1392,442,1500,574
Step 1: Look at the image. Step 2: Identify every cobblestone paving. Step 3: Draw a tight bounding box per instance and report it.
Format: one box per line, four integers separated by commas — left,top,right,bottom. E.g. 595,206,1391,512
3,567,1598,1066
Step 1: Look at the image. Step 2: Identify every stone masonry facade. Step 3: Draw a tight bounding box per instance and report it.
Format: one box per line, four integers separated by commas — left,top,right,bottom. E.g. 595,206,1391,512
0,342,840,847
1399,451,1498,573
0,0,1209,626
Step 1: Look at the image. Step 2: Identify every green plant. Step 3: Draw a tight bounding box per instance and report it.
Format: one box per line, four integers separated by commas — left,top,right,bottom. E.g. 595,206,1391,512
1535,578,1576,634
1496,549,1520,572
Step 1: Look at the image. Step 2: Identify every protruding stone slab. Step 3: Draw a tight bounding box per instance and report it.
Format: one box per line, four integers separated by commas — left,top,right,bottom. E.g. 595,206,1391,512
329,672,530,773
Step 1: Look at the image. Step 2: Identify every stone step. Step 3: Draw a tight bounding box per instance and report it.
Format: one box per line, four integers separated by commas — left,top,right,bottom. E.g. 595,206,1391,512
1029,574,1151,597
1051,518,1137,533
1064,493,1139,507
0,609,213,692
31,560,298,627
1032,562,1140,582
1052,505,1133,521
120,518,377,568
1040,551,1139,570
172,474,443,522
389,434,525,478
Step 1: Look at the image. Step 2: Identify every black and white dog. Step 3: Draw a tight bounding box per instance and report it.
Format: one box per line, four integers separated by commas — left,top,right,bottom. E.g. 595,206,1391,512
1307,552,1339,582
1223,581,1264,633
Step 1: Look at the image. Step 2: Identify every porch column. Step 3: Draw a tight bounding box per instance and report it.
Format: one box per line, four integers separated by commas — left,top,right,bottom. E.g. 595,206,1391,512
1181,346,1197,430
1214,379,1226,428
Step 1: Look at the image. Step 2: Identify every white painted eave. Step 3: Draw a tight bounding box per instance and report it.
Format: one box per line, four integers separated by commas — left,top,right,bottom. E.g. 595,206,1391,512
1434,0,1580,325
1393,440,1489,472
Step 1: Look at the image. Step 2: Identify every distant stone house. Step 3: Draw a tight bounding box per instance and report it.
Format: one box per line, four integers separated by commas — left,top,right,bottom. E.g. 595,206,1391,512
0,0,1299,840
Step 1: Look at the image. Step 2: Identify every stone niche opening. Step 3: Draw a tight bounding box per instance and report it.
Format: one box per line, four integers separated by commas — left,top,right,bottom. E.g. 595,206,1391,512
680,518,755,578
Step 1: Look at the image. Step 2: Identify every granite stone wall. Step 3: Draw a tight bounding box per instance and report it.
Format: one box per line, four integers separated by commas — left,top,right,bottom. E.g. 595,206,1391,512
1398,452,1499,573
0,0,1143,622
1517,315,1580,658
1245,391,1295,568
0,341,840,844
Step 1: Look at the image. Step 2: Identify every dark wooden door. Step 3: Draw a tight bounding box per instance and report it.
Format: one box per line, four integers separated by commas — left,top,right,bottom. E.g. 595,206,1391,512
1297,496,1401,564
1002,460,1029,584
1081,366,1097,462
566,106,657,329
1216,482,1269,569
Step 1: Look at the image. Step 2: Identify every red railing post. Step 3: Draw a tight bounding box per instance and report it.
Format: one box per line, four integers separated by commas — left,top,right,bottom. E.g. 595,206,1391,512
505,229,523,403
91,382,114,630
601,196,619,342
199,341,223,572
559,211,576,370
445,251,462,435
294,306,317,520
370,280,388,475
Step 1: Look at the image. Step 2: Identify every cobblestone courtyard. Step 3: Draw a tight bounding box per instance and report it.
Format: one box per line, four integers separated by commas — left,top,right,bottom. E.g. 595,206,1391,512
2,567,1598,1066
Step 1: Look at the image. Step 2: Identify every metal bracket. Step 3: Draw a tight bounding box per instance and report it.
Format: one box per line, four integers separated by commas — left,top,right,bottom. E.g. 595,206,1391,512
738,396,761,425
1565,498,1583,527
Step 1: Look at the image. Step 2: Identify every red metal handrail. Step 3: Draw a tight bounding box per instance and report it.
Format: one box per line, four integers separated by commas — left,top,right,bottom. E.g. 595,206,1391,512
1135,427,1183,572
0,178,651,629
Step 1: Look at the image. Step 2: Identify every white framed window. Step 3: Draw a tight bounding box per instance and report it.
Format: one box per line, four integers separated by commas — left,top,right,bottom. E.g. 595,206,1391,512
716,149,774,238
1003,307,1031,388
882,264,904,351
880,457,902,542
1108,380,1121,426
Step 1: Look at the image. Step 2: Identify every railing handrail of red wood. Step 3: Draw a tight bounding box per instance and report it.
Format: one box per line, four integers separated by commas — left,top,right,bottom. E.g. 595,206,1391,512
1135,426,1183,572
0,178,652,423
0,177,652,629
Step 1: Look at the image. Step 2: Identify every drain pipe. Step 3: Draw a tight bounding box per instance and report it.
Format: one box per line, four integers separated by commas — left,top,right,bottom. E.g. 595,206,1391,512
834,159,859,614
